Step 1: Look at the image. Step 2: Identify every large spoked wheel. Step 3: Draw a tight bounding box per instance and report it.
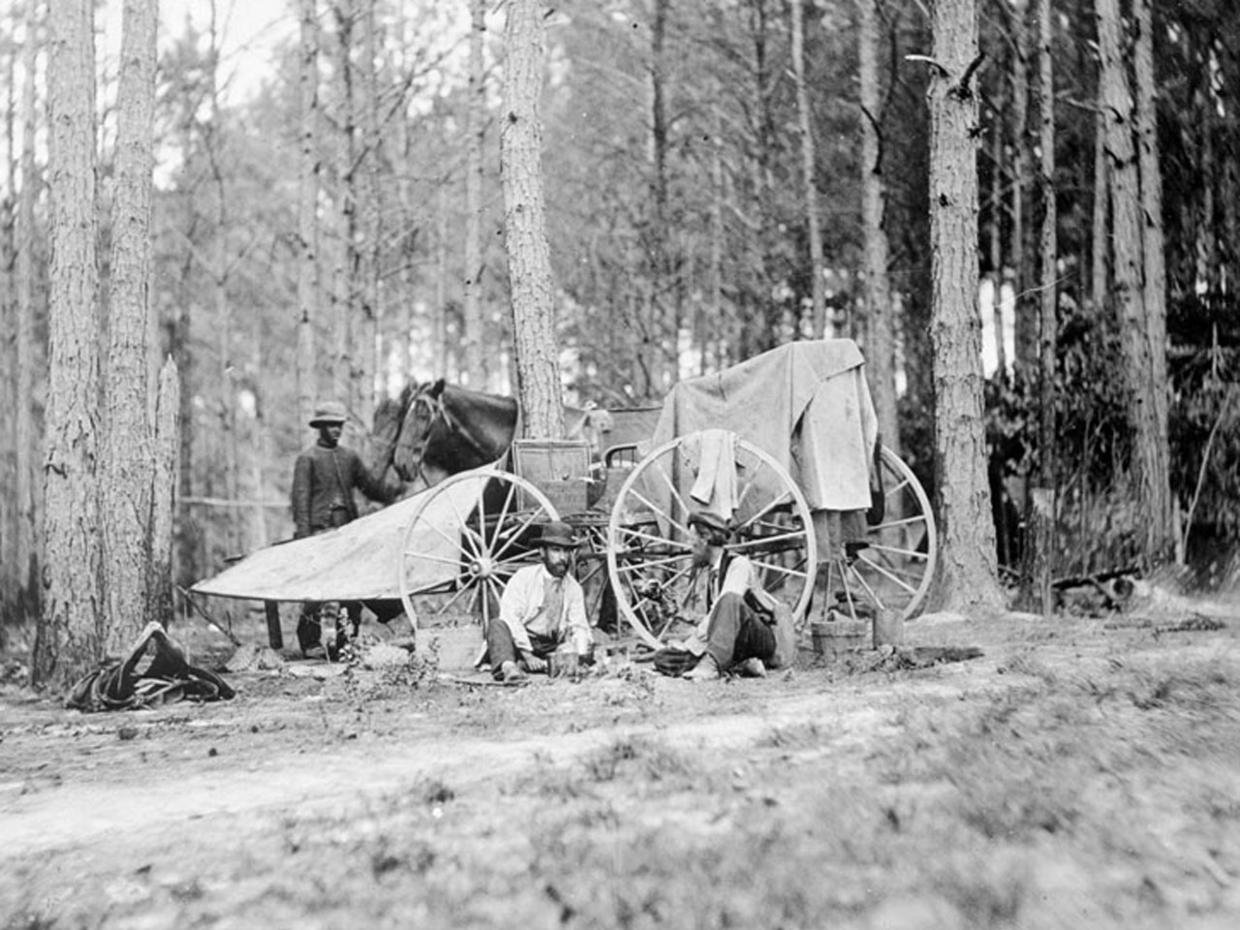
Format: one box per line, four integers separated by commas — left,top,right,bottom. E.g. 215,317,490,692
823,446,936,623
606,434,818,650
396,469,560,631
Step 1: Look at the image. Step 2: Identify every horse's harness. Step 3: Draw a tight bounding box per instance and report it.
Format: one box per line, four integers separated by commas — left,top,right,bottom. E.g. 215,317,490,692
402,388,501,487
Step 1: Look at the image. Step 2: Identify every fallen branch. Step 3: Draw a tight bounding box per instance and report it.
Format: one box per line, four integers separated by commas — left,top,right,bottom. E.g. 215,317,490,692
176,586,242,647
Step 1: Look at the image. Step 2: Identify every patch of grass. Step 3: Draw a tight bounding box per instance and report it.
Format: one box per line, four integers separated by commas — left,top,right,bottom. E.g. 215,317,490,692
581,734,697,783
1124,658,1237,711
757,721,825,749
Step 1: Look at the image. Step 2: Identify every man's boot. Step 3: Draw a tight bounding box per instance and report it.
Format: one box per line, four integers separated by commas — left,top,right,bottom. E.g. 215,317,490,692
685,653,721,681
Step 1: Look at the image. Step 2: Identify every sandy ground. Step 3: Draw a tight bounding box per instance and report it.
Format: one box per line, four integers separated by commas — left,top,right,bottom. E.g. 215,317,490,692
2,589,1239,929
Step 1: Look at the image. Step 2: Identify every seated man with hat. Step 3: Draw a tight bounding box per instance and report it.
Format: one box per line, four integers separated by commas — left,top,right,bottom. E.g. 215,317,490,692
487,520,592,682
292,399,400,656
675,509,797,681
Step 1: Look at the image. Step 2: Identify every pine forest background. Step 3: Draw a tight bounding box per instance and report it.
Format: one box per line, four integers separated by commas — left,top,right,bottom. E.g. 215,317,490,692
1,0,1238,632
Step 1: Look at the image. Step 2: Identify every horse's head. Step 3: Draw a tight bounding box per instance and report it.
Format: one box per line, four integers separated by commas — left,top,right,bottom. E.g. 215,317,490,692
370,391,409,477
392,379,445,483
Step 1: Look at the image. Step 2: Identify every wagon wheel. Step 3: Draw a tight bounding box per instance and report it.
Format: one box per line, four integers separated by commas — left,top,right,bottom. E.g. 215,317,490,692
822,446,936,624
606,434,818,650
396,469,560,632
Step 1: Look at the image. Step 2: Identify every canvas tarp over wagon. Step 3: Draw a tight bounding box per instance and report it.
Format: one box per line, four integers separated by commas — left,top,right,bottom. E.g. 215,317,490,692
191,340,937,652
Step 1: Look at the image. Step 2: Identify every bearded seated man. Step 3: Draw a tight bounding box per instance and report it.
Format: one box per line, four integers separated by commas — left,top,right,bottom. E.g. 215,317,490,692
486,520,592,683
675,510,798,682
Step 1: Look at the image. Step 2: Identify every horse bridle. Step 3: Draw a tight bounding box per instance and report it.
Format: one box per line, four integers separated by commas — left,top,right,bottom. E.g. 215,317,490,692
399,389,442,490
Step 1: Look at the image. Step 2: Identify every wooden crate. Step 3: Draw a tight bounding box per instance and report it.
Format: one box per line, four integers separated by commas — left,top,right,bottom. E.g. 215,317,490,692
511,439,592,515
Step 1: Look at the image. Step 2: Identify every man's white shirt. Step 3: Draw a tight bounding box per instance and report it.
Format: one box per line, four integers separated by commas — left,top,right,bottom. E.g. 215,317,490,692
498,563,591,654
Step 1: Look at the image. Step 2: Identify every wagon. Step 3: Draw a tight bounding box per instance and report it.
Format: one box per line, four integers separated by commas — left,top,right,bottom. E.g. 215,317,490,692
392,339,937,653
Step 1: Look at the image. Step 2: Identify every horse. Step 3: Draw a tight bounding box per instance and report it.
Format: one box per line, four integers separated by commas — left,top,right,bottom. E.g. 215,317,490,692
382,379,618,490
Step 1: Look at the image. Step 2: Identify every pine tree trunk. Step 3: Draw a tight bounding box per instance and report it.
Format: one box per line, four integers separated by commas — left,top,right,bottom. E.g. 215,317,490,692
296,0,321,427
1098,0,1172,562
501,0,564,439
926,0,1004,612
649,0,675,385
149,359,179,625
359,0,380,430
857,0,900,459
35,0,103,688
1010,0,1032,370
2,16,15,610
102,0,158,649
1132,0,1172,558
333,2,358,413
791,0,826,337
1090,107,1108,313
987,93,1008,379
1025,0,1057,614
15,0,38,616
462,0,487,388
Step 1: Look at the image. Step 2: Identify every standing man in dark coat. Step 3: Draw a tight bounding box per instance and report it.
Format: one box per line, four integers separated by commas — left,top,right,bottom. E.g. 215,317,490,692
292,400,397,656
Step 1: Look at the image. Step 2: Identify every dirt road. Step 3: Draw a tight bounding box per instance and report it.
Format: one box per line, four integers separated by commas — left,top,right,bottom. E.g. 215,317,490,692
2,601,1238,929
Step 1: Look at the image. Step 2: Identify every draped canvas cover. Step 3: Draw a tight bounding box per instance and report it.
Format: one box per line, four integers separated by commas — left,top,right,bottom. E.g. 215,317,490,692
647,339,878,514
191,466,497,602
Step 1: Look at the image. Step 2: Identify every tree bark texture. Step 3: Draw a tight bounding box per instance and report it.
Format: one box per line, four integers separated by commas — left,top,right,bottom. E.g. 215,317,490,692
462,0,487,388
1024,0,1057,611
791,0,826,337
1132,0,1172,558
987,96,1008,379
1010,0,1032,369
35,0,103,688
360,0,380,431
2,12,15,607
102,0,158,651
332,1,358,415
1090,106,1108,313
149,358,180,625
1036,0,1057,485
296,0,321,428
857,0,900,459
501,0,564,439
926,0,1004,612
14,0,39,615
648,0,676,386
1098,0,1172,562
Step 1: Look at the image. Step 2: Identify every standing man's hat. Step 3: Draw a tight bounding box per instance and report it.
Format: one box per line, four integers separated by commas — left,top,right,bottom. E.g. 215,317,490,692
688,510,732,536
538,520,579,549
309,401,348,428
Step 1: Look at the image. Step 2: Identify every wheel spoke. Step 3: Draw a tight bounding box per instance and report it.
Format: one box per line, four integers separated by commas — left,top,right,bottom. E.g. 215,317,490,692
866,541,930,562
883,474,913,496
845,562,886,610
734,493,789,534
869,513,929,533
837,562,859,615
647,460,695,534
445,493,483,560
615,551,695,574
418,514,472,556
629,485,693,539
749,558,810,582
491,503,549,562
404,550,469,569
853,551,919,595
401,577,457,597
614,524,693,552
730,528,810,552
432,580,479,619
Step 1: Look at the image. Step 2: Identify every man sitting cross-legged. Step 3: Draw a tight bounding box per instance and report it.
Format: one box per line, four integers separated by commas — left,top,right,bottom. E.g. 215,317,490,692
487,520,592,683
676,510,797,681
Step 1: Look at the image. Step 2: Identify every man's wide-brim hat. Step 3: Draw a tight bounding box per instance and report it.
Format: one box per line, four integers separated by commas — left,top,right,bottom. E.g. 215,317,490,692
688,509,732,536
538,520,579,549
309,401,348,428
